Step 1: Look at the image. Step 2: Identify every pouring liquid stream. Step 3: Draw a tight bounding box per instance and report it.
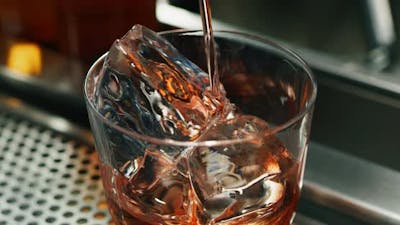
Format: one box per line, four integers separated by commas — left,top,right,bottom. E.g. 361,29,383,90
199,0,220,97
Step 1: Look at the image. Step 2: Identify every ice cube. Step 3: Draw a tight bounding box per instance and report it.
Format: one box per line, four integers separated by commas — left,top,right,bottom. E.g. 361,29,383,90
117,148,193,224
188,115,286,223
94,25,225,140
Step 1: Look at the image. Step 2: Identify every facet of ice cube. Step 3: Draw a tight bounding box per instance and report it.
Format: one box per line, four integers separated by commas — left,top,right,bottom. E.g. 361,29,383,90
188,115,286,223
117,148,193,224
94,25,225,140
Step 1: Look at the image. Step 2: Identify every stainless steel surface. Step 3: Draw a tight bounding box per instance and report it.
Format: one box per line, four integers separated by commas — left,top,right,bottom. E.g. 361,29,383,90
293,214,327,225
0,96,110,225
304,143,400,224
364,0,395,70
309,72,400,172
364,0,396,47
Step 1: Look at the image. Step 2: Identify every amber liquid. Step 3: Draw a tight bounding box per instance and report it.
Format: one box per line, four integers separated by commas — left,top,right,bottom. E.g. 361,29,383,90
100,139,300,225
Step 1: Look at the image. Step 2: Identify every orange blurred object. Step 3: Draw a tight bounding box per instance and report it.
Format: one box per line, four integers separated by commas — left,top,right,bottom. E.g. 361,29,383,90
6,42,42,76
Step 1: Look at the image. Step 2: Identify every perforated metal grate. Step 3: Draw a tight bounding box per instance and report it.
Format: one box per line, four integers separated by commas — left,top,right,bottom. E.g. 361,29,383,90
0,111,111,225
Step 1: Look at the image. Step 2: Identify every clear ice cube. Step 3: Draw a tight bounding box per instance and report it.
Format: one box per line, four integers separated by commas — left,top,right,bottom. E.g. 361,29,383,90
119,148,192,223
188,115,286,222
94,25,225,140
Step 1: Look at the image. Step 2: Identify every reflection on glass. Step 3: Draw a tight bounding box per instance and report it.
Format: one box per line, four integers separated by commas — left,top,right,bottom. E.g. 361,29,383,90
6,42,42,76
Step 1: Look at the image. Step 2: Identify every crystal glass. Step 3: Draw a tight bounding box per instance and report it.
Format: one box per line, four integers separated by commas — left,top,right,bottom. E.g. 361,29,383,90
84,30,317,225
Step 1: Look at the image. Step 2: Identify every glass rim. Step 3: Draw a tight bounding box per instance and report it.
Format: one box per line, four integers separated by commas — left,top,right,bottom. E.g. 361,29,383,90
84,29,317,147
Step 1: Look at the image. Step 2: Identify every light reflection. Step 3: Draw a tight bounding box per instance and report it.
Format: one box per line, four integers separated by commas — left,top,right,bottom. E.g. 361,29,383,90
6,42,42,76
4,97,22,108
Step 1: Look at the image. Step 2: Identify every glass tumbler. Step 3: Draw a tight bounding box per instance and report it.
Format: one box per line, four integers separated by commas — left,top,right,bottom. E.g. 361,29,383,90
84,30,317,225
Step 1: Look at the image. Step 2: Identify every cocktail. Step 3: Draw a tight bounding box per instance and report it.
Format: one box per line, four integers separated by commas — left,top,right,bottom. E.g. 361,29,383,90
84,26,316,225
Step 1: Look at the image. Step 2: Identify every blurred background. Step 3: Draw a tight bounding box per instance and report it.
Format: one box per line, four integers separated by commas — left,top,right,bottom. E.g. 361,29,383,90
0,0,399,224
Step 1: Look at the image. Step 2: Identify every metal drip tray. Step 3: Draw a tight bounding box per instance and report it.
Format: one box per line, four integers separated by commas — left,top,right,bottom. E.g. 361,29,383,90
0,97,111,225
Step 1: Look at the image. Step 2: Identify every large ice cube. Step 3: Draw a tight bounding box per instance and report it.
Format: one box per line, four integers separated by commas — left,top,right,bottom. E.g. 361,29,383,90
94,25,225,140
116,148,193,224
188,115,287,223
